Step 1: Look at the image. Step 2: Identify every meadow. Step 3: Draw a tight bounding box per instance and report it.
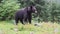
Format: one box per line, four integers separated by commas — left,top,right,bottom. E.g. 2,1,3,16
0,20,60,34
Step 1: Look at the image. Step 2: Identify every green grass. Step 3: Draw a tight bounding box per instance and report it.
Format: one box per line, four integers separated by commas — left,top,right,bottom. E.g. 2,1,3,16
0,20,60,34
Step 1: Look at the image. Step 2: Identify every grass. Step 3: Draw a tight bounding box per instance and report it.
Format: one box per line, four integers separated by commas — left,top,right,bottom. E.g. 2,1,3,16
0,20,60,34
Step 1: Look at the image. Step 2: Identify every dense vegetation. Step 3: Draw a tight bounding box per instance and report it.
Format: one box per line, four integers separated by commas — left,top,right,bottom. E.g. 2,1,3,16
0,0,60,22
0,0,60,34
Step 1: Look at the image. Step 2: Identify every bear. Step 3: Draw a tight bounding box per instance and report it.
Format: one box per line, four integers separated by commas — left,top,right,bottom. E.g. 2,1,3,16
15,5,37,25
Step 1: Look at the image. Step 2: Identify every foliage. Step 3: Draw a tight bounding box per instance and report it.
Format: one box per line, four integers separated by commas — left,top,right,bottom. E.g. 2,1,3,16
0,0,60,22
0,0,20,20
33,0,60,22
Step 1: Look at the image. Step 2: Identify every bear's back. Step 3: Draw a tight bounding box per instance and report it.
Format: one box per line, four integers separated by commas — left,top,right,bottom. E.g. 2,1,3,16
15,7,28,18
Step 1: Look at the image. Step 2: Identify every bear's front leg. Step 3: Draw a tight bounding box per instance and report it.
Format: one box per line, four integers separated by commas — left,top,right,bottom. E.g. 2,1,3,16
28,16,32,24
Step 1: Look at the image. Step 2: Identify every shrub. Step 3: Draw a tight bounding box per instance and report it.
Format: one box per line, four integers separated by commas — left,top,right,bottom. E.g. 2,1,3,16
0,0,20,20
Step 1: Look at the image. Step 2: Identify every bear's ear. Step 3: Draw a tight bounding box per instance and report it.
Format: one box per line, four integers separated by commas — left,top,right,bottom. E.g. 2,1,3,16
30,6,35,9
27,7,30,11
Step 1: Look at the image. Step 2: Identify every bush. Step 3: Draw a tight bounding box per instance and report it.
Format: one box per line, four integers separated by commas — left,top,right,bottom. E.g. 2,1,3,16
0,0,20,20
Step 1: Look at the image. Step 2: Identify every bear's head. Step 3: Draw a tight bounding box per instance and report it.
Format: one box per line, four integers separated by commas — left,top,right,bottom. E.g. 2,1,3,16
27,6,37,13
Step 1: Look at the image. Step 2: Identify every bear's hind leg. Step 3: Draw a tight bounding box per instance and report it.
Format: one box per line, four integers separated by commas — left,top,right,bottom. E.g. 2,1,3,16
20,19,24,25
15,19,19,25
24,17,28,24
